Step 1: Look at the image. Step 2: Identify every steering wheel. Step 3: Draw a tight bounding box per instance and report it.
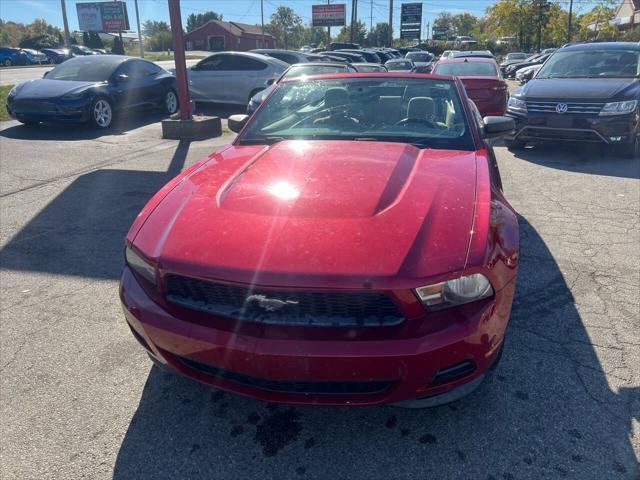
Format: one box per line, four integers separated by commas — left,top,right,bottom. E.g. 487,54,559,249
395,117,439,129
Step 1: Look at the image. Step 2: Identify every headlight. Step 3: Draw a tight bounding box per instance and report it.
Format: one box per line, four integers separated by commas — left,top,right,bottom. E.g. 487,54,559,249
599,100,637,116
414,273,493,310
8,85,19,97
507,97,527,113
125,245,157,285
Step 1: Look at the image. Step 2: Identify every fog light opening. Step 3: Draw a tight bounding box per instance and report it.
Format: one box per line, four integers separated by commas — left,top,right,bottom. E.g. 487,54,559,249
431,359,477,385
609,136,623,142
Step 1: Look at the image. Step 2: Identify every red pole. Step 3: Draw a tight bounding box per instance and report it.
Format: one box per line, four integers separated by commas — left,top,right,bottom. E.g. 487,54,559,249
168,0,192,119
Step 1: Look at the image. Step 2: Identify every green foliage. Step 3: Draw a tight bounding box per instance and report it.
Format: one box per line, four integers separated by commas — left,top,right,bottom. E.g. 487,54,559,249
142,20,170,37
365,22,390,47
146,31,173,52
185,11,222,33
0,18,62,47
268,6,303,49
111,35,125,55
18,34,60,49
622,26,640,41
335,20,367,45
82,31,90,46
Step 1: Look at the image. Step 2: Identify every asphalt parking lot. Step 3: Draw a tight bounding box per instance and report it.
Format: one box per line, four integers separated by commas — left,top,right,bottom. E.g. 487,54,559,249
0,109,638,479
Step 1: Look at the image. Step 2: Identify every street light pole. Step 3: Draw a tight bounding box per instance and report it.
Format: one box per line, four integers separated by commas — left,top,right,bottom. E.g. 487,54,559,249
261,0,265,48
567,0,573,44
167,0,192,120
388,0,393,47
134,0,144,57
60,0,71,48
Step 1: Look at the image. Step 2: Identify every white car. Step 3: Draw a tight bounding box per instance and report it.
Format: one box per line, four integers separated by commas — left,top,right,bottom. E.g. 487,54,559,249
187,52,288,106
515,64,542,84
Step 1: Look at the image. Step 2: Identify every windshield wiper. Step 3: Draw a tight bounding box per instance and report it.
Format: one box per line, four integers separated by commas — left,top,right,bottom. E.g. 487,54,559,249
238,136,286,145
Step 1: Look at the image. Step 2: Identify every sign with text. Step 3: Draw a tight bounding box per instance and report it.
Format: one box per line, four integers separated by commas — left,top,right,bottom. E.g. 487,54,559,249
312,4,346,27
76,2,129,32
432,26,449,41
400,3,422,40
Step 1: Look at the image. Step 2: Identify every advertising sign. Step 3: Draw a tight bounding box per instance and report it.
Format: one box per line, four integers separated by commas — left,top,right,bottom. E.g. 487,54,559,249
432,26,449,41
76,2,129,32
312,4,347,27
400,3,422,41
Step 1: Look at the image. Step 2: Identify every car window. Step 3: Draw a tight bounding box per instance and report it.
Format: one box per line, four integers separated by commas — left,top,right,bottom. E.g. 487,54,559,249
283,65,348,79
199,55,268,71
434,62,497,76
537,49,639,78
46,57,121,81
116,61,148,79
237,77,474,151
195,54,232,71
406,52,432,62
267,52,299,65
138,60,162,76
386,61,413,71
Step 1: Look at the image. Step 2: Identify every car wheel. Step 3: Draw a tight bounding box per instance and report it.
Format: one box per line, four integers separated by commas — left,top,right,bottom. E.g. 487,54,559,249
164,89,178,115
614,134,639,159
4,59,12,67
505,139,526,151
91,97,113,129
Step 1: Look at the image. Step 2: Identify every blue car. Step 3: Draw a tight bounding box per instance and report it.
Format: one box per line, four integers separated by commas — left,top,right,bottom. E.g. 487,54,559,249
41,48,73,64
0,47,29,67
7,55,178,128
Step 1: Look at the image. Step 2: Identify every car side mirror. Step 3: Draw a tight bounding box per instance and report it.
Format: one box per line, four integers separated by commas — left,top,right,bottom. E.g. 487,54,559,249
482,116,516,139
228,114,249,133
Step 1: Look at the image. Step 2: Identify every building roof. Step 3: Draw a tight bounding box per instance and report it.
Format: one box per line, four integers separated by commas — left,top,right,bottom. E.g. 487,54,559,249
186,19,273,38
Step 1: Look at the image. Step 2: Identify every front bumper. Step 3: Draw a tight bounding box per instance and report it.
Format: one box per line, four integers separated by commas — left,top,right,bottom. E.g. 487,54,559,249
7,96,91,123
506,110,638,145
120,267,514,406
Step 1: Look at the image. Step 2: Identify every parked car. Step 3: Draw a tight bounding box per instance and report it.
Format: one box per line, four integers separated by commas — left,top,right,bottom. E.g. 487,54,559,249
451,50,494,59
351,62,387,72
299,45,313,53
70,45,98,56
187,52,287,106
405,51,434,72
21,48,49,64
541,48,557,55
92,48,108,55
432,57,508,116
121,73,519,408
397,46,422,56
505,42,639,158
455,36,477,49
317,51,365,63
384,59,414,72
515,64,541,84
328,42,360,51
41,48,72,64
338,49,381,63
250,49,313,65
499,52,527,74
0,47,29,66
6,56,177,128
440,50,459,59
503,53,550,78
246,62,356,115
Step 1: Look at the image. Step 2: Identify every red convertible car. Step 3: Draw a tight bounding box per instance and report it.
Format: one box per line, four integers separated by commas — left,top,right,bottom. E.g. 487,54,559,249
120,74,519,407
431,57,509,116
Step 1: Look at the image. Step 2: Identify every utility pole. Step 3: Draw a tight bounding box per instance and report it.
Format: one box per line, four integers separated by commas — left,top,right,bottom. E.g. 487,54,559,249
567,0,573,44
327,0,331,47
388,0,393,47
350,0,355,42
261,0,265,47
370,0,373,33
134,0,144,57
536,0,543,52
60,0,71,48
168,0,192,119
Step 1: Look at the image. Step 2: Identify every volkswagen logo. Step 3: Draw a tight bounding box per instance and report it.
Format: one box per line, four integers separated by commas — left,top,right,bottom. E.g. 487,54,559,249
556,103,568,114
245,294,299,312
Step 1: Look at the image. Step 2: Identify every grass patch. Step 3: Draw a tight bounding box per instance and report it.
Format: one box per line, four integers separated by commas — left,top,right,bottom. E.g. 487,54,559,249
0,85,13,122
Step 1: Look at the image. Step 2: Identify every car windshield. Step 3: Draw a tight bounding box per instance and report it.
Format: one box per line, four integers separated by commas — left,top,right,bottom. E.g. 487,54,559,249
434,61,497,76
46,57,120,81
237,77,473,150
283,65,346,79
537,49,640,78
406,52,432,62
507,53,526,60
386,61,413,70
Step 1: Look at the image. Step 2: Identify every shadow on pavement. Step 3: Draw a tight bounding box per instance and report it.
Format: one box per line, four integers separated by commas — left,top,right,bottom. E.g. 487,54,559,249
0,140,191,279
194,102,245,119
0,111,169,141
511,144,640,179
111,215,639,479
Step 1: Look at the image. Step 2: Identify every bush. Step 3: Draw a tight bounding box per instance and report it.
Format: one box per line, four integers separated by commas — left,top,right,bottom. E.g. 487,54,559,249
146,31,173,51
111,35,125,55
19,34,60,49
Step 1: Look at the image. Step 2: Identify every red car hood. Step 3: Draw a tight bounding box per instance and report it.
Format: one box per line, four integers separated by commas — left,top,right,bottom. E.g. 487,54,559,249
133,140,478,288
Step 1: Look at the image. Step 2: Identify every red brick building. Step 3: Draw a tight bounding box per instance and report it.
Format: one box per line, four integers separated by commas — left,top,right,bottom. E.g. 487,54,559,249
184,20,275,52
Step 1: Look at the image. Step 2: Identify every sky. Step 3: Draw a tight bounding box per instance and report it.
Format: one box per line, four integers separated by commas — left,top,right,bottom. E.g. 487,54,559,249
0,0,605,37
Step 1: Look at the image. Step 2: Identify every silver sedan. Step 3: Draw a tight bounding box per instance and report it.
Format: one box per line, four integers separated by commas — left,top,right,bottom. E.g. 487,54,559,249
187,52,288,105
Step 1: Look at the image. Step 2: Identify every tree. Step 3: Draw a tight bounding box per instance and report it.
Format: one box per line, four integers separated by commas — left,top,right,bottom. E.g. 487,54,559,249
451,13,478,36
577,4,618,41
268,6,303,49
90,32,104,49
111,35,125,55
82,31,90,46
142,20,170,37
366,22,390,47
299,24,326,47
335,20,367,45
185,11,222,33
433,12,454,34
146,31,173,51
0,18,62,48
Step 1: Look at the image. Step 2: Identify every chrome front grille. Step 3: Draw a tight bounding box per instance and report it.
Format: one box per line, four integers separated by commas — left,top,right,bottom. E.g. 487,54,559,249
526,101,605,115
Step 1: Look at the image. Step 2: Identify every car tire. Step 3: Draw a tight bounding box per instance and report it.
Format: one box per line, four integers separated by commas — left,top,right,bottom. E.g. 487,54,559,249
90,96,113,129
4,59,12,67
614,134,639,159
163,89,178,115
505,139,526,151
